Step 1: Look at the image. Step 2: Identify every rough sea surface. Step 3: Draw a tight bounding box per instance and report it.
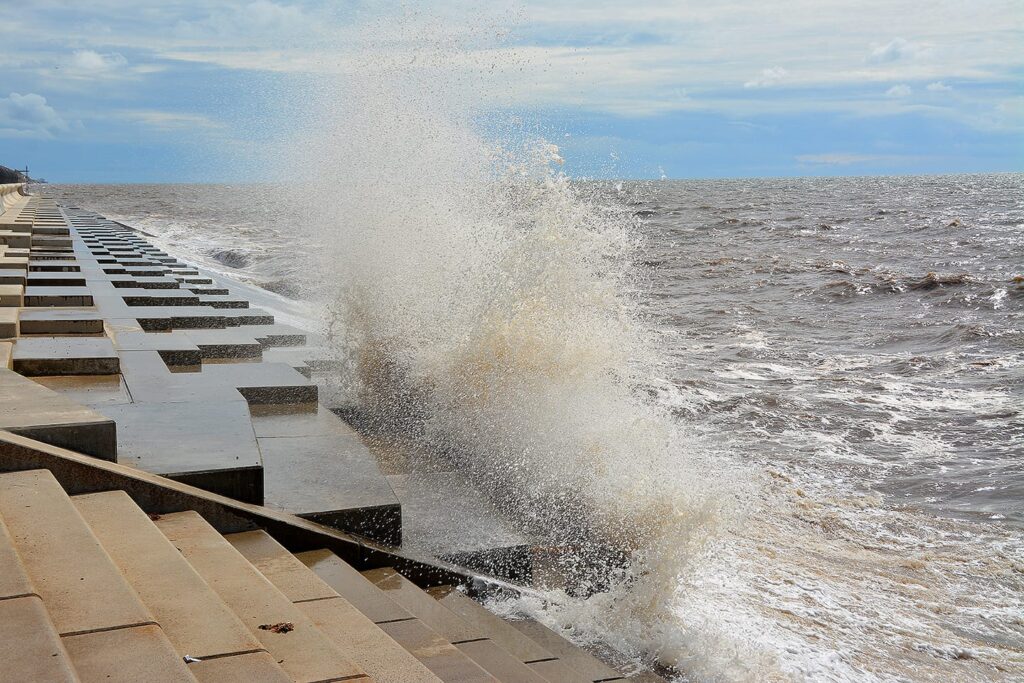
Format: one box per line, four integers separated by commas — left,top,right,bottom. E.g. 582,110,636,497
42,174,1024,682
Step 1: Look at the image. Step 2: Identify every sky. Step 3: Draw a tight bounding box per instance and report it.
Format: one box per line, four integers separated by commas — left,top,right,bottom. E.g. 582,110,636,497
0,0,1021,182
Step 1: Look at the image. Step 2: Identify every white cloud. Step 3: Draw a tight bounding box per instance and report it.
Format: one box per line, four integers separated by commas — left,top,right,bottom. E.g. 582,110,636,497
2,0,1022,128
926,81,953,92
68,49,127,73
744,67,788,88
866,37,932,64
885,84,912,98
0,92,69,138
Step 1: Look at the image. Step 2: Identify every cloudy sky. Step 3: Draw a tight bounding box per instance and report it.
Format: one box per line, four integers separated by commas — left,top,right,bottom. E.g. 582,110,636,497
1,0,1021,181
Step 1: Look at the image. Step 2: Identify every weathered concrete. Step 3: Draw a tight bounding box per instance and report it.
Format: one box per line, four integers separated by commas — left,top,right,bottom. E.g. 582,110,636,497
388,471,533,580
98,400,263,503
0,369,117,459
155,510,371,683
18,308,104,335
12,337,120,376
73,490,269,661
0,469,155,635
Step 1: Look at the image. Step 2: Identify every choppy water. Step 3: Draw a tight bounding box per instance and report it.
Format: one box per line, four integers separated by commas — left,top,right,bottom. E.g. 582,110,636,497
42,174,1024,682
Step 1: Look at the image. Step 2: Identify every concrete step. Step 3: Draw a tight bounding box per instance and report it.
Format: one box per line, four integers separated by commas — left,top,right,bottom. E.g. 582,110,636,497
121,290,202,306
63,623,198,683
366,568,549,683
33,375,132,407
29,261,80,272
363,568,480,643
27,272,86,287
0,596,79,683
509,619,625,683
18,309,105,335
1,514,36,600
72,491,277,668
235,323,307,347
12,337,120,375
219,308,275,326
257,432,400,544
0,267,27,286
262,346,341,377
188,651,291,683
112,330,202,365
428,587,557,665
108,275,181,289
0,283,23,306
0,369,117,459
196,294,250,309
298,549,413,623
183,328,263,359
298,551,497,682
228,530,442,683
387,471,532,580
0,307,16,338
0,469,154,635
23,286,93,307
376,618,499,683
97,399,263,504
154,511,369,683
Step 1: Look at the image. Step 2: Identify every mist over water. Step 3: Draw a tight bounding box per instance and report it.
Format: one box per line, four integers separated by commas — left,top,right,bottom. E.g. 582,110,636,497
41,14,1024,683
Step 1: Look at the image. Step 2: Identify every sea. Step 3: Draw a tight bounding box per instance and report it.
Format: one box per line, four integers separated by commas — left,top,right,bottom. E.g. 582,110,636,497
41,173,1024,682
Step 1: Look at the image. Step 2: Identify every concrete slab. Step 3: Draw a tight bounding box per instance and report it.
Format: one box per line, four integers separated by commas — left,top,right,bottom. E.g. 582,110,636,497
26,272,86,287
258,433,400,542
0,268,27,286
189,651,292,683
301,598,445,683
228,531,442,683
0,370,116,459
113,330,202,365
250,405,352,438
429,587,556,664
121,289,201,306
12,337,120,375
184,328,262,359
510,620,624,682
74,490,265,660
298,550,414,624
117,350,243,403
0,597,78,683
63,624,196,683
18,308,104,335
388,472,532,580
155,511,370,683
23,286,93,307
364,567,479,643
197,294,250,309
377,618,497,683
0,307,15,338
218,308,275,326
34,374,132,406
200,362,317,404
97,400,262,502
28,261,79,272
0,515,35,600
0,469,154,635
235,323,307,347
455,639,551,683
0,283,23,306
108,274,181,289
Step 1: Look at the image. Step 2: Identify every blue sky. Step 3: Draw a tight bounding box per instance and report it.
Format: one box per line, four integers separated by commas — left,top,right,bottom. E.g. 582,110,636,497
1,1,1021,182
